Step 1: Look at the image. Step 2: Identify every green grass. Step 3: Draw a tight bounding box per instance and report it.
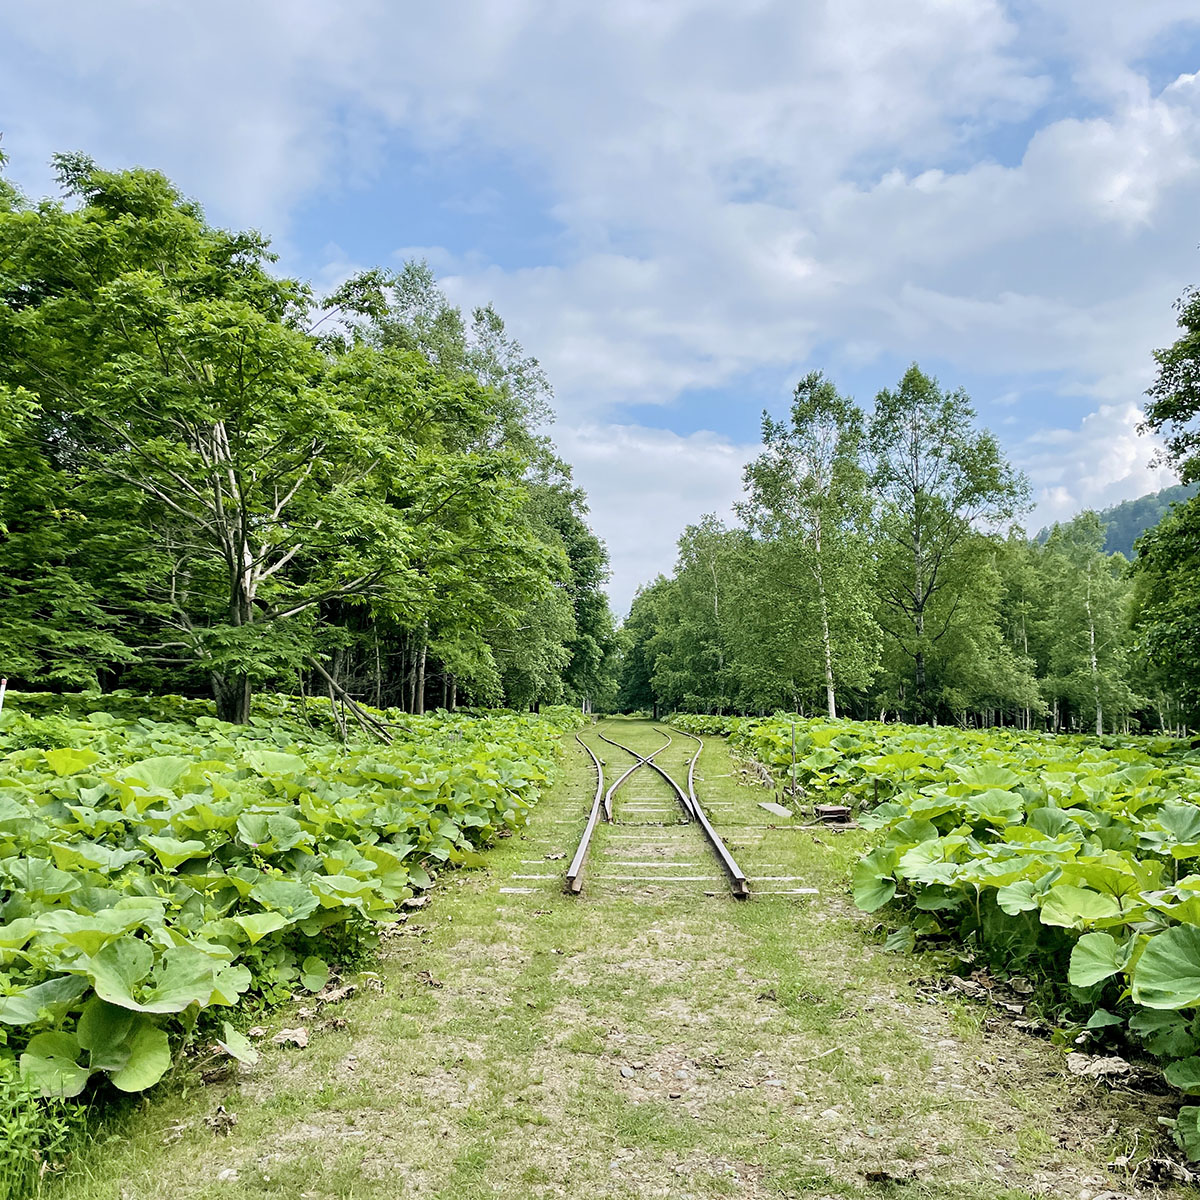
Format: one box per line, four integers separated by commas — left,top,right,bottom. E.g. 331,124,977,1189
43,719,1188,1200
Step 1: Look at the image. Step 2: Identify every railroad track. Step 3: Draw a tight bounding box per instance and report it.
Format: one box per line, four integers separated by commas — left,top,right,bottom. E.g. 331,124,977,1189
565,723,749,899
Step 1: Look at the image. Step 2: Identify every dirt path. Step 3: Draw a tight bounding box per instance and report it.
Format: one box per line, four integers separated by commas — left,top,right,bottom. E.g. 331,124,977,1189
60,721,1186,1199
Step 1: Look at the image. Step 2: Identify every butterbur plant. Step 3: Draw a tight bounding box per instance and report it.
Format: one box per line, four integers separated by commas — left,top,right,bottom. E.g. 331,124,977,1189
690,713,1200,1161
0,694,583,1123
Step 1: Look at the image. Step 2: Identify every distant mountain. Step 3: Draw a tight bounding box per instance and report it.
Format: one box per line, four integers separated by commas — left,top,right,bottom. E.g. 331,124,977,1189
1036,483,1199,558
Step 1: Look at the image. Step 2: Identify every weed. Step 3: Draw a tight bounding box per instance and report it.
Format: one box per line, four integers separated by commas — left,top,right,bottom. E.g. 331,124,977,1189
0,1061,82,1200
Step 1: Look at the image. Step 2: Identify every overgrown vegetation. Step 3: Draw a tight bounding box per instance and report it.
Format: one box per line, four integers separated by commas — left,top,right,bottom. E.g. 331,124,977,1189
0,1061,80,1199
674,712,1200,1159
0,689,582,1192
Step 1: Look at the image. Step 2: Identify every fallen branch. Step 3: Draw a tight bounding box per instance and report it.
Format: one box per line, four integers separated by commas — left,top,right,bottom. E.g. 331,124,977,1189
306,657,392,744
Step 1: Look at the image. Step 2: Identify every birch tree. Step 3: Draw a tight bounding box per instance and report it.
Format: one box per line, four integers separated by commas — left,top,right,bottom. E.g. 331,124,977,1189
741,372,877,718
869,365,1027,721
1042,513,1136,734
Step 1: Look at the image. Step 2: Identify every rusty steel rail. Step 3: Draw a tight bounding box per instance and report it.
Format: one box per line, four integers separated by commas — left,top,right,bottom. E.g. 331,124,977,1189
673,727,750,900
596,727,673,821
567,723,748,900
600,726,696,821
564,731,606,895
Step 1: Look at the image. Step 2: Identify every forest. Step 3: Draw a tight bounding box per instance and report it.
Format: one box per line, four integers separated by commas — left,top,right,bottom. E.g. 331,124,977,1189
619,358,1200,735
5,152,1200,740
0,152,619,726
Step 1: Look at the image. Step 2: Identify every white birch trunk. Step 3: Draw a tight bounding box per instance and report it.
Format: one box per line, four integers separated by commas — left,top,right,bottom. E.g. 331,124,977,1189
1085,569,1102,736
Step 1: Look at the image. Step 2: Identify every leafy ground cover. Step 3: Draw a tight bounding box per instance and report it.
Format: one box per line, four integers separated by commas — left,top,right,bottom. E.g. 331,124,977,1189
0,691,581,1193
45,721,1188,1199
673,712,1200,1160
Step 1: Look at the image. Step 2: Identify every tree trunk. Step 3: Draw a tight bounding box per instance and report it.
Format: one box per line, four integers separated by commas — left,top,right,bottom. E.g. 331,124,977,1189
406,635,417,714
449,675,457,711
913,517,927,720
213,672,251,724
709,555,724,674
415,624,428,716
813,516,837,720
1086,569,1102,737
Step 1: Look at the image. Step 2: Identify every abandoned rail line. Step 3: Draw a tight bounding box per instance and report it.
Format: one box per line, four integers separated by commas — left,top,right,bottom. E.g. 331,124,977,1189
565,722,750,899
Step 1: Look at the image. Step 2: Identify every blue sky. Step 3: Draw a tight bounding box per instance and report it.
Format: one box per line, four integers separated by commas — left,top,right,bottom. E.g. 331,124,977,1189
3,1,1200,614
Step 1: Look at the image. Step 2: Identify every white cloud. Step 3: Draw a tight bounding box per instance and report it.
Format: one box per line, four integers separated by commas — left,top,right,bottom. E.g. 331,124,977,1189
554,423,755,616
2,1,1199,603
1017,403,1178,529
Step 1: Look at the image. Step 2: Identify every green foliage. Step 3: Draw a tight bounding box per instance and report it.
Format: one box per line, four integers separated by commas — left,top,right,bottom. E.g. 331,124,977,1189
625,365,1147,731
1038,513,1138,735
0,690,582,1108
0,1058,80,1198
0,155,616,720
687,711,1200,1155
869,365,1030,720
1133,494,1200,725
1145,284,1200,484
739,372,879,718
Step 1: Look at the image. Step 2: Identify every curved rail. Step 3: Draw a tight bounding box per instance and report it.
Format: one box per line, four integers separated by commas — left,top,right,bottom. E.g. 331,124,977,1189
566,724,749,900
597,727,674,821
673,727,750,900
564,731,606,894
599,726,696,821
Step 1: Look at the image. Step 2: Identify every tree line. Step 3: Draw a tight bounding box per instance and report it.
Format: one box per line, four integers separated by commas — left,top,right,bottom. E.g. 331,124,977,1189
619,345,1200,734
0,153,619,724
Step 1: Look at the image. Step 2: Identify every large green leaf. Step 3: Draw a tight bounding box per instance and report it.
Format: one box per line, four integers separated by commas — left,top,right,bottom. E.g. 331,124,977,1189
250,877,320,919
115,755,193,790
140,835,208,869
7,858,82,900
244,749,308,776
1038,885,1121,930
1132,926,1200,1010
996,880,1039,915
134,945,226,1014
1171,1106,1200,1160
87,936,156,1009
1129,1009,1200,1058
20,1030,90,1097
852,848,898,913
301,955,329,992
0,974,90,1026
234,911,290,944
216,1020,259,1066
43,747,102,777
948,763,1021,791
1068,932,1129,987
76,996,136,1070
1165,1057,1200,1094
109,1023,171,1092
963,788,1025,825
50,839,146,874
1157,803,1200,846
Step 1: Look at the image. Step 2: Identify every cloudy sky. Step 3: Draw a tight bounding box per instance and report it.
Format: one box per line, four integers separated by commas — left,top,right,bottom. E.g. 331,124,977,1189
3,2,1199,614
